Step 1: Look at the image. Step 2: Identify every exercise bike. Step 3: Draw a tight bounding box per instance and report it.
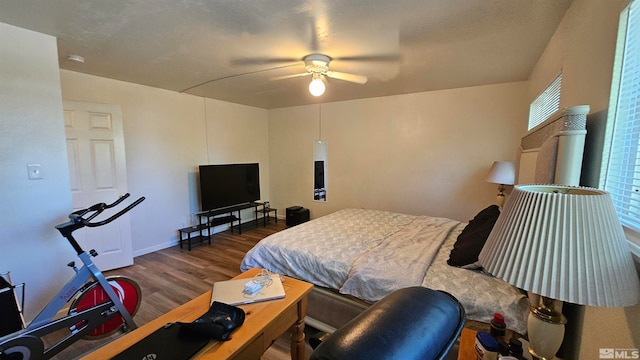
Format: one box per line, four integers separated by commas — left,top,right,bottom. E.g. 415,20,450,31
0,194,145,360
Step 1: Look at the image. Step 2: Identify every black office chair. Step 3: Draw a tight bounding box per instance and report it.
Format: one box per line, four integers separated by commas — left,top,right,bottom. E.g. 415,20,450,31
309,286,466,360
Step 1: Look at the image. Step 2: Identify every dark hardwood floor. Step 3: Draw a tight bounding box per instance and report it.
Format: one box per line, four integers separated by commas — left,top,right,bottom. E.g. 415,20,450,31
49,219,306,360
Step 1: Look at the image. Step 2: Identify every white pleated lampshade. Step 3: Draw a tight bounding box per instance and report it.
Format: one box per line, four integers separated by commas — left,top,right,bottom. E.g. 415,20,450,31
479,184,640,307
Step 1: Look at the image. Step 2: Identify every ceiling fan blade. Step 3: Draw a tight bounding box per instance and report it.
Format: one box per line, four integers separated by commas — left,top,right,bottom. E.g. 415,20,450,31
271,72,312,81
333,54,401,62
325,71,368,84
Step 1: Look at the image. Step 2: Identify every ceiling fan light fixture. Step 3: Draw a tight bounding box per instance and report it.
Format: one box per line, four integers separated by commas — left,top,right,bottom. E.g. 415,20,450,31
309,74,326,96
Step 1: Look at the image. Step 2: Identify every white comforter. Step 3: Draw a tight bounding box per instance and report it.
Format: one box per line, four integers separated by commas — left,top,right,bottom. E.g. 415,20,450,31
240,208,529,334
340,216,458,301
241,208,420,289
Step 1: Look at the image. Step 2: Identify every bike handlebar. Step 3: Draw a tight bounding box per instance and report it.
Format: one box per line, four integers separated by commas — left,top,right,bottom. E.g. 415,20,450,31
69,194,145,227
56,194,145,248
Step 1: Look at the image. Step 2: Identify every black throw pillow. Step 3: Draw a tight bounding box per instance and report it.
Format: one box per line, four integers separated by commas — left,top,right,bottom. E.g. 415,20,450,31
447,205,501,268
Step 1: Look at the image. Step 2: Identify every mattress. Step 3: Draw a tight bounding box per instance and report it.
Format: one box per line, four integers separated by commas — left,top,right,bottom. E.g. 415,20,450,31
241,208,529,334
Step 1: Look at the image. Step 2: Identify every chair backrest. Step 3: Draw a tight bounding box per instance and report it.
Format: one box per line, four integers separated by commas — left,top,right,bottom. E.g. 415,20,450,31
310,286,466,360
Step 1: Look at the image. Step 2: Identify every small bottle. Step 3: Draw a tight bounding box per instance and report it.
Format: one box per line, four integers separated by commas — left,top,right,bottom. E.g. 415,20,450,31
475,332,498,360
508,337,524,359
497,340,510,357
498,340,518,359
490,313,506,340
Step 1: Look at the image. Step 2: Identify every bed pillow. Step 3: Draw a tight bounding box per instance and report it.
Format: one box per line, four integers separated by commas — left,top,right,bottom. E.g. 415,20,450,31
447,205,501,269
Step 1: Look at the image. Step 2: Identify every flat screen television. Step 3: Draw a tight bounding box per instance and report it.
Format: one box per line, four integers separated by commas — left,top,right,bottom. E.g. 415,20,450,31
199,163,260,211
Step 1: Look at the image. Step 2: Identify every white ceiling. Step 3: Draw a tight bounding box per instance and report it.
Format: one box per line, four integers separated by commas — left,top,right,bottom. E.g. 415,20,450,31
0,0,573,109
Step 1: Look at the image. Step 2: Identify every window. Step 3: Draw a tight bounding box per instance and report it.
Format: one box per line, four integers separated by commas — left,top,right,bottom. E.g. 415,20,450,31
600,0,640,255
528,72,562,130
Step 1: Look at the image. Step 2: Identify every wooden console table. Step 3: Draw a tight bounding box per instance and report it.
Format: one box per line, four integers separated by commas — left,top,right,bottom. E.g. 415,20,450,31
81,268,313,360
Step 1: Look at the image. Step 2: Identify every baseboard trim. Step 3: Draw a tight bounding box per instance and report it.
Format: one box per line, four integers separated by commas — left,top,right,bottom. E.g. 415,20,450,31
134,240,176,257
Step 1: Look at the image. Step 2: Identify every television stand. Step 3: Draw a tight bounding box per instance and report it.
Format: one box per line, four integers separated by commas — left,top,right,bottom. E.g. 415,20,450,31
254,201,278,226
197,202,260,236
177,224,211,251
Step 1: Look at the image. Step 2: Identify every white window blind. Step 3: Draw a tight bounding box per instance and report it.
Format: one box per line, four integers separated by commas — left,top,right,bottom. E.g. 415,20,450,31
601,0,640,247
528,73,562,130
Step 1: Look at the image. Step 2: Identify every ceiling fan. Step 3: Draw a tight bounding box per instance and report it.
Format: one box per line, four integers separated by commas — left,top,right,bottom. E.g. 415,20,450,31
179,12,400,97
273,54,368,85
182,50,399,96
271,54,368,97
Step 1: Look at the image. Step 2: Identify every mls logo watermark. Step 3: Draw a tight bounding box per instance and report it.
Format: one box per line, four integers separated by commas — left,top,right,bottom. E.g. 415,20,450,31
600,348,640,359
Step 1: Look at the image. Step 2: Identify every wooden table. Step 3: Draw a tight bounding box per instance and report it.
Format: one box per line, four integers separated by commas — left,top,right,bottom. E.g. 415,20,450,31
458,327,533,360
457,328,477,360
81,268,314,360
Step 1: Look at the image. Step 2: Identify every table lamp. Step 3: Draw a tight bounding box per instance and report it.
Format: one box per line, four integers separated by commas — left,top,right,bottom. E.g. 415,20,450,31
479,184,640,360
486,161,515,207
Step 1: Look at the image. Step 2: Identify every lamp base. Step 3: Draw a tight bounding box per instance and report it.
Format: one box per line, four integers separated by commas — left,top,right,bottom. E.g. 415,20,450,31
496,184,506,207
527,296,567,360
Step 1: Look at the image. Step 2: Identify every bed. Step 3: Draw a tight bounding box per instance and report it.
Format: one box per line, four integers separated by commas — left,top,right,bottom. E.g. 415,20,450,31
241,208,530,333
241,105,590,337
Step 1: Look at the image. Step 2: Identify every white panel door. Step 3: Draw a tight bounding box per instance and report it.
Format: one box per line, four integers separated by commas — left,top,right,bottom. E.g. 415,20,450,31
63,101,133,270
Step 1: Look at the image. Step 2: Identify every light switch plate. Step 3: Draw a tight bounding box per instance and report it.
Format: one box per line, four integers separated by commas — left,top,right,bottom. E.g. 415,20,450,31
27,164,43,180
